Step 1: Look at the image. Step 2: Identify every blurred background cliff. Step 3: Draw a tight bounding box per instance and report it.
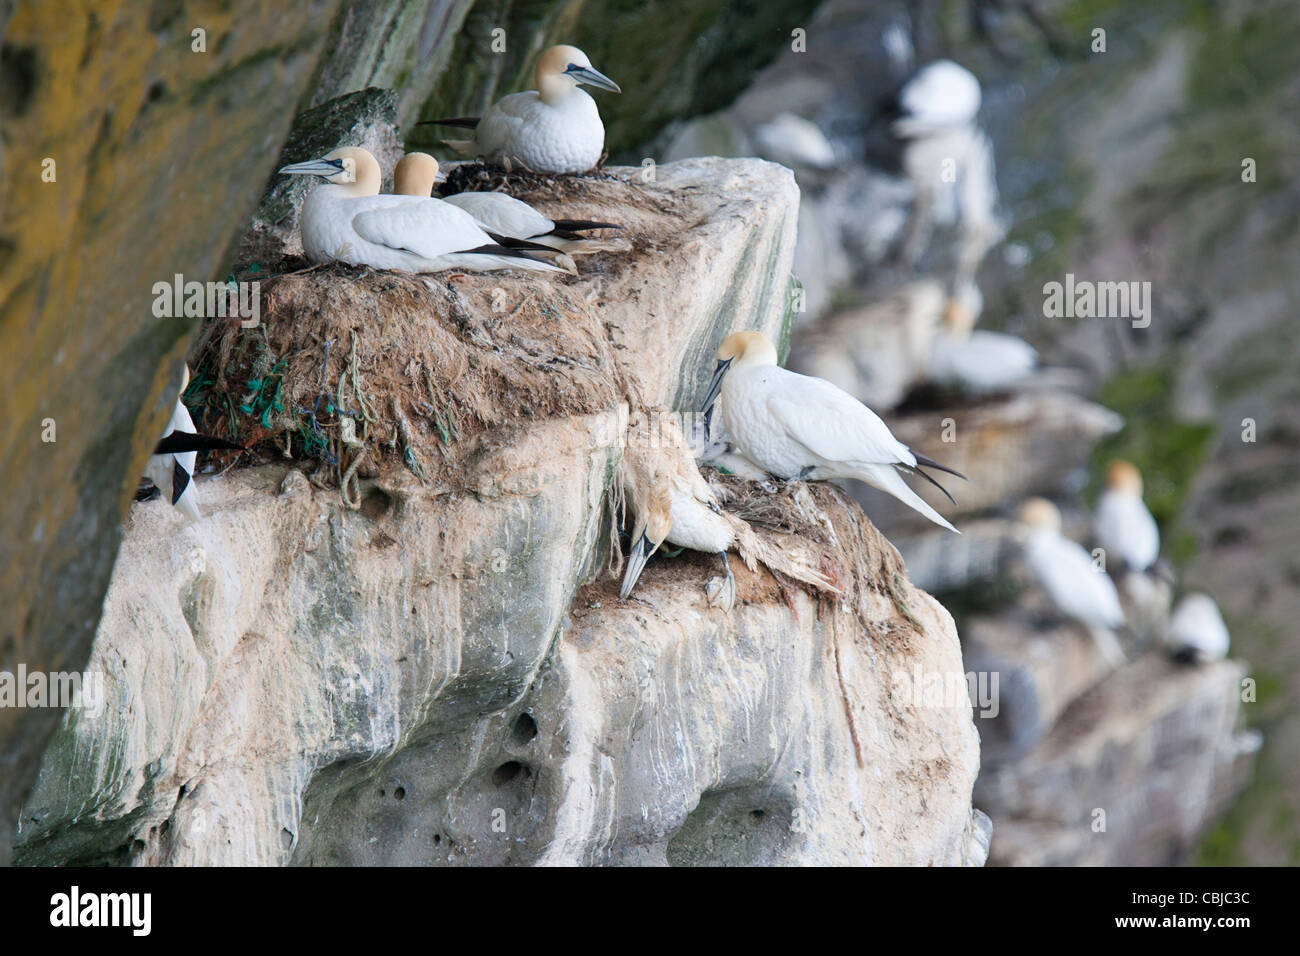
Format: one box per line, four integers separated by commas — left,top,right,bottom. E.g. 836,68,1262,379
1,0,1295,865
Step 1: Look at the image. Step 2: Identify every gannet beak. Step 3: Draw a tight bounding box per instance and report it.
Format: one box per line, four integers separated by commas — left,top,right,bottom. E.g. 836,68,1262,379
700,358,732,417
619,532,659,599
278,157,346,177
567,65,621,93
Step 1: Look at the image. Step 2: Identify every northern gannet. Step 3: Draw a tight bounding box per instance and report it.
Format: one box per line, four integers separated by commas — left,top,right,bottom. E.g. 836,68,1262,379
1019,497,1126,666
1094,459,1160,572
929,285,1037,391
1164,592,1230,664
701,331,964,532
139,367,243,522
618,415,833,608
620,463,743,610
392,152,625,261
278,146,561,273
420,45,620,174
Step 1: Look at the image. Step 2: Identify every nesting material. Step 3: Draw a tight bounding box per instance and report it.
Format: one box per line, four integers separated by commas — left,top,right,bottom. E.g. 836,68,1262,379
189,262,618,496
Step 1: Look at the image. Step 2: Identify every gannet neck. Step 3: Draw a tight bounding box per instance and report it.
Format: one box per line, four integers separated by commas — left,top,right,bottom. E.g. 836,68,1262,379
393,152,439,196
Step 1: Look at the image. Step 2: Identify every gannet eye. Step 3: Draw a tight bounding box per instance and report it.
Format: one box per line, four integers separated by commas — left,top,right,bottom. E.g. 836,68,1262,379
338,157,356,183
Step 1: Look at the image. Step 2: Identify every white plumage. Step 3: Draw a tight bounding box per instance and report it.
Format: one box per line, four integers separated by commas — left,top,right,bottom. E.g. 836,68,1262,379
930,329,1037,391
1024,530,1124,631
143,372,201,522
704,331,961,532
892,60,982,138
751,113,836,170
280,147,561,273
1165,593,1230,663
432,45,620,174
1094,461,1160,572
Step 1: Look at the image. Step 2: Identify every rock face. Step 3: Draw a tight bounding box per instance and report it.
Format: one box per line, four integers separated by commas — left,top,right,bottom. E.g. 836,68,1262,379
0,0,893,867
0,0,350,868
14,159,984,866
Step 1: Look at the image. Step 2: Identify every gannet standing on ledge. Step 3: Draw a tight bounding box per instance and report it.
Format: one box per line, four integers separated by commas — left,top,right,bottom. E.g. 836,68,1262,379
1094,460,1160,573
420,45,621,173
1018,497,1127,667
392,153,626,260
278,146,561,273
701,331,965,533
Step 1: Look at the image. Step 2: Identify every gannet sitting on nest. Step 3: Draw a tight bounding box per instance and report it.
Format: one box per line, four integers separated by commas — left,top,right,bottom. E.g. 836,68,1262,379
138,366,243,522
701,331,965,532
420,45,620,174
1094,460,1160,573
929,282,1037,392
392,153,627,266
278,146,562,273
618,415,834,609
1018,497,1126,667
1164,592,1230,664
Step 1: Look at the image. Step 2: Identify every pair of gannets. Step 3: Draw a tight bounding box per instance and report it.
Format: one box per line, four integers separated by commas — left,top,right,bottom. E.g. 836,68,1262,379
278,147,564,273
421,45,620,174
618,416,833,608
701,331,964,532
1018,497,1126,666
1094,460,1160,572
392,152,626,270
928,282,1038,392
139,366,243,522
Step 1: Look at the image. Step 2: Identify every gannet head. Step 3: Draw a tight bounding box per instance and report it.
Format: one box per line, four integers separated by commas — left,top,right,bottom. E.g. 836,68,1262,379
1018,497,1062,534
393,152,439,196
1105,459,1144,496
701,331,778,418
278,146,381,197
620,468,673,599
536,45,621,105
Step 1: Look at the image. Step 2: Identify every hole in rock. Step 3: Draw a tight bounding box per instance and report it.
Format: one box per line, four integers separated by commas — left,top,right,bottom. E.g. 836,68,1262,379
394,787,406,800
361,486,393,520
510,713,538,746
492,761,524,786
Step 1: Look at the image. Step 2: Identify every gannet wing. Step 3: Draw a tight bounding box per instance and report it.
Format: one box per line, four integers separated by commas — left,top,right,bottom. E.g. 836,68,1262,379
475,92,538,155
765,374,913,467
352,198,493,261
444,192,554,239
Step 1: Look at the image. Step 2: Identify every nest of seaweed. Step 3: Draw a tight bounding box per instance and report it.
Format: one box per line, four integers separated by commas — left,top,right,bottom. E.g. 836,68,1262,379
437,161,631,200
188,259,618,504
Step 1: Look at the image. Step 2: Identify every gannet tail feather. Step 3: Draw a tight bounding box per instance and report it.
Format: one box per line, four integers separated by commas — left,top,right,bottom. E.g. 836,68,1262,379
417,117,481,129
548,218,623,235
858,463,959,533
898,463,958,507
155,431,245,456
912,451,967,481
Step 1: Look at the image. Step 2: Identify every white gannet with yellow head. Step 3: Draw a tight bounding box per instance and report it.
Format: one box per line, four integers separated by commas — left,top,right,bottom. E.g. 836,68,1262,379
618,414,834,610
701,330,965,532
1018,497,1126,666
421,45,621,174
1164,592,1230,664
1094,459,1160,572
929,281,1037,392
392,152,625,264
278,146,561,273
